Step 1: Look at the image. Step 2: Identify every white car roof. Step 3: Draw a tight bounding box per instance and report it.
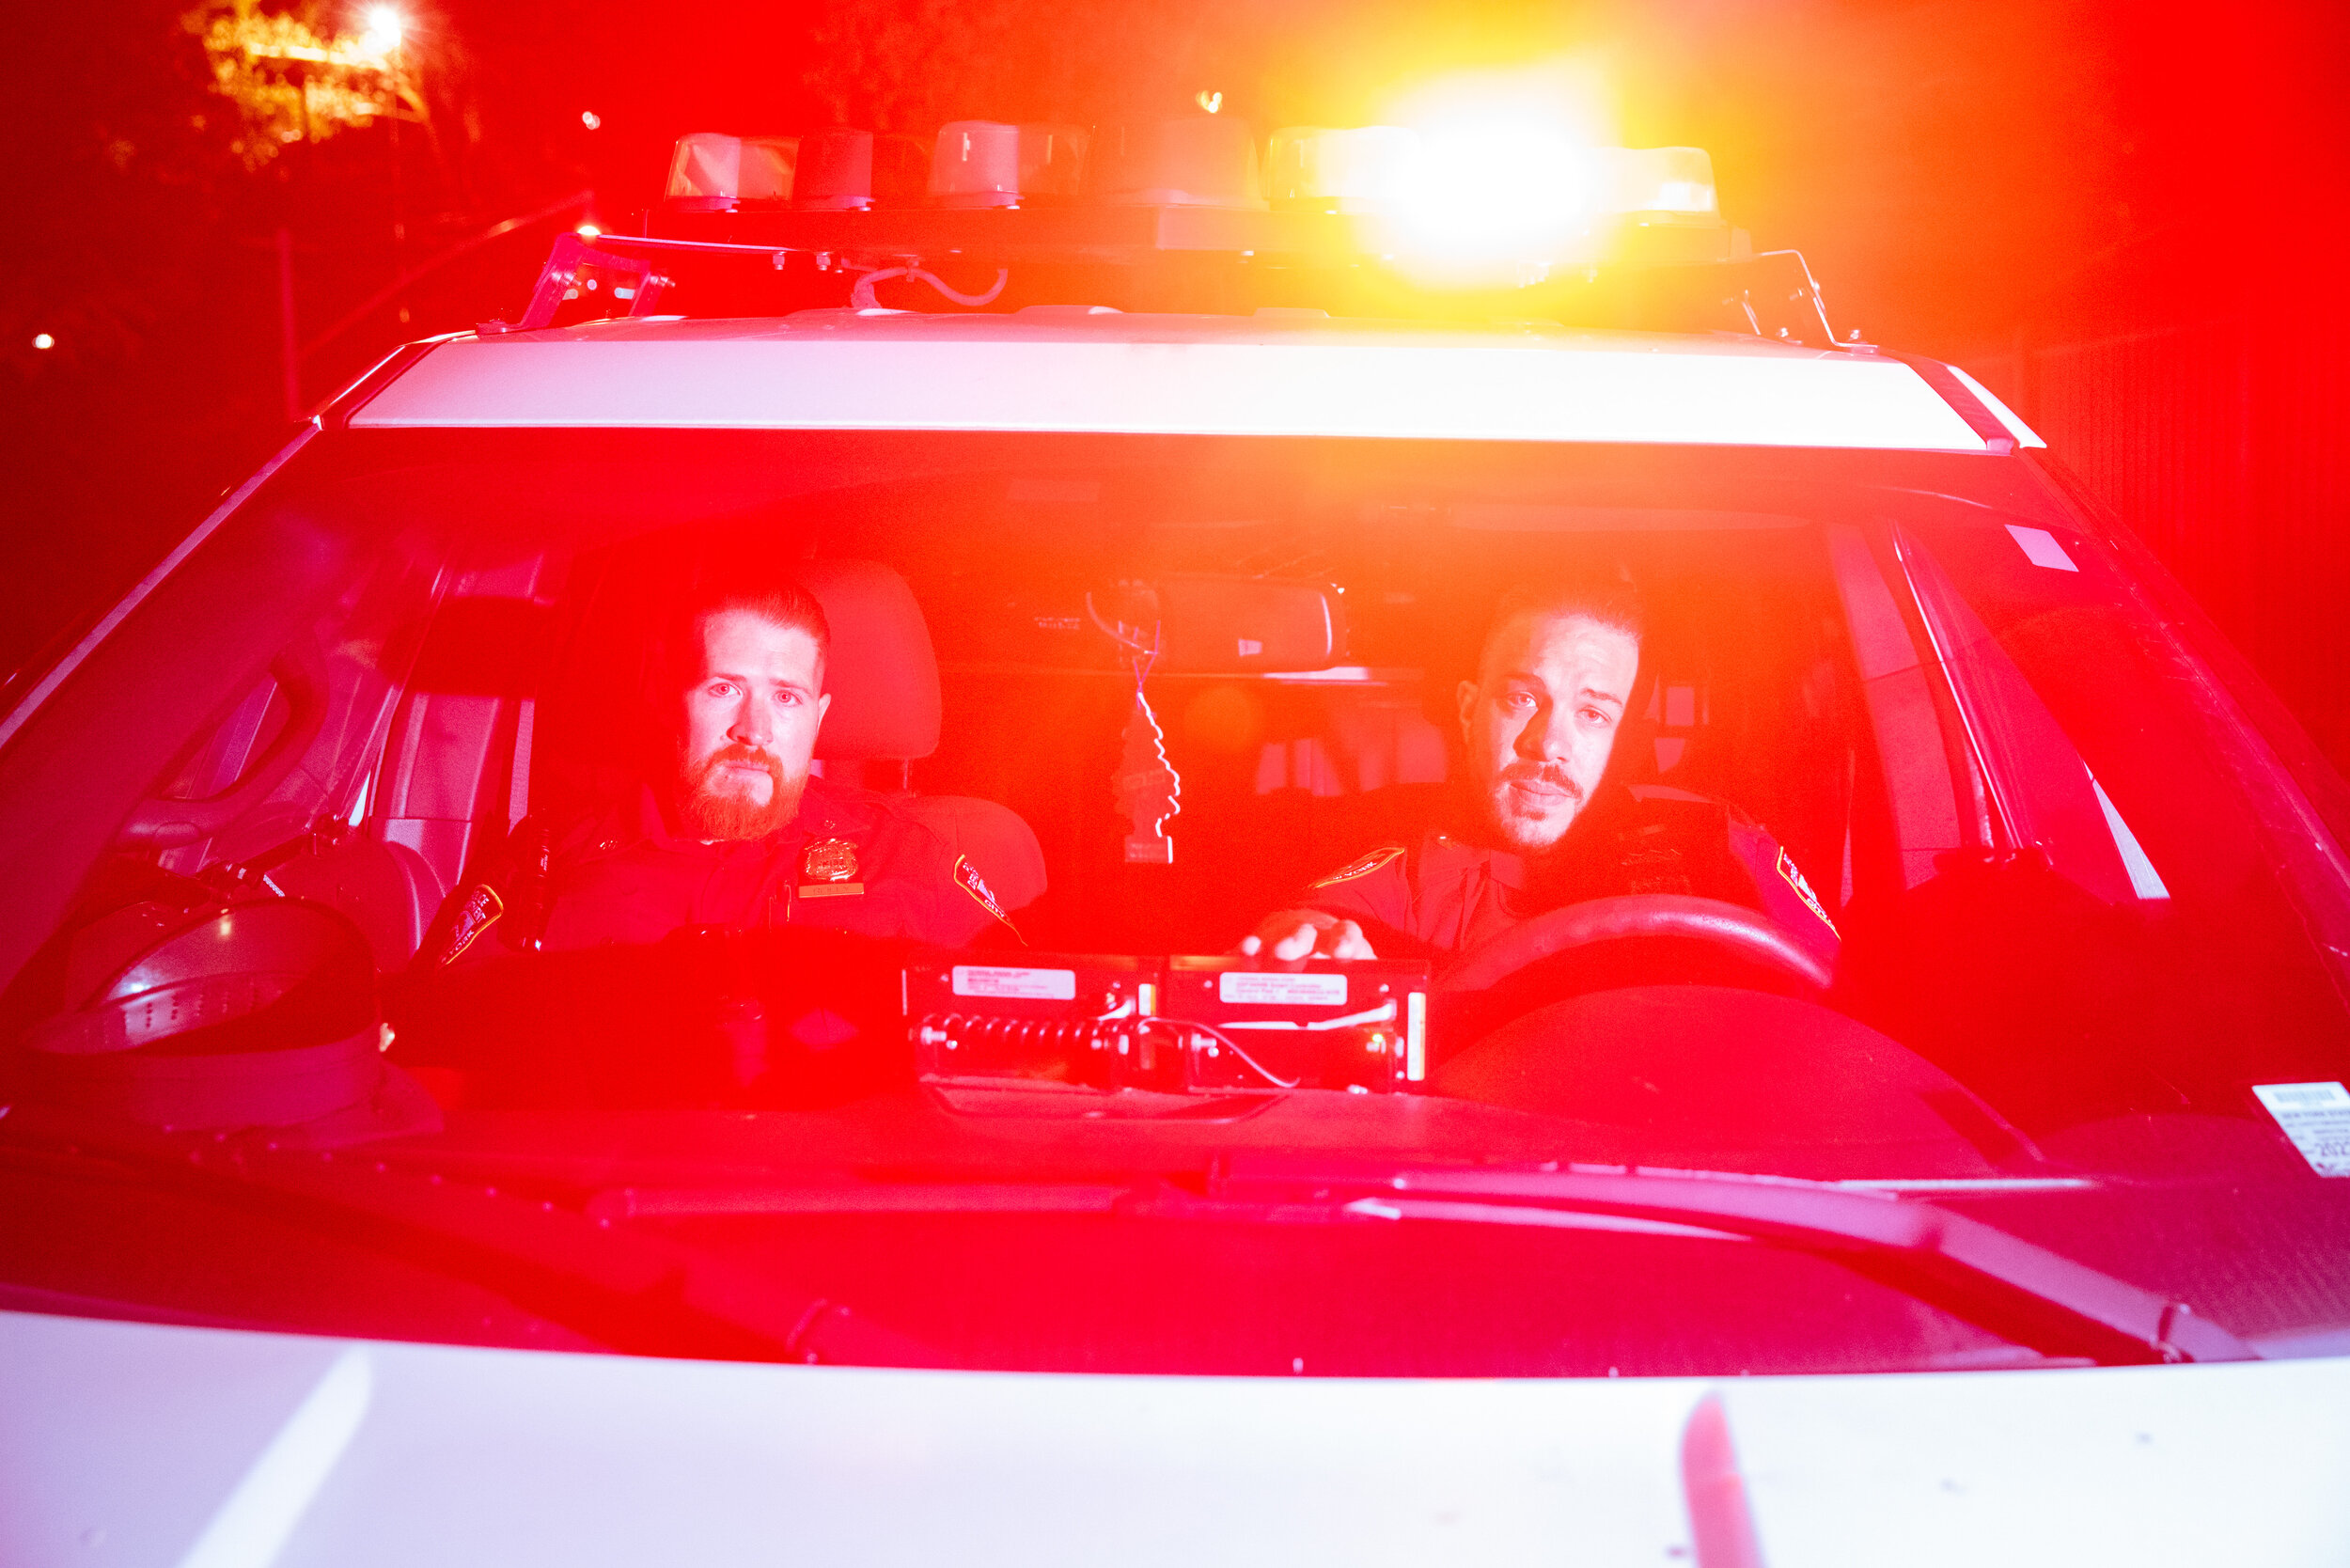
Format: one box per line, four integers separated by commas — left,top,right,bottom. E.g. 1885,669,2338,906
349,311,1994,452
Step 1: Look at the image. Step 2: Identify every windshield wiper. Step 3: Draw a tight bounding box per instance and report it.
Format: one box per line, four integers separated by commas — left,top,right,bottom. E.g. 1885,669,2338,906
1207,1155,2257,1366
0,1109,940,1368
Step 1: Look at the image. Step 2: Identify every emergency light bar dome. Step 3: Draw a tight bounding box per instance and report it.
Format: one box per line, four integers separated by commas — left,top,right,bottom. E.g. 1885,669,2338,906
666,132,797,209
1267,129,1721,225
664,128,928,209
1090,118,1265,208
928,121,1088,207
1607,147,1719,215
1267,126,1418,212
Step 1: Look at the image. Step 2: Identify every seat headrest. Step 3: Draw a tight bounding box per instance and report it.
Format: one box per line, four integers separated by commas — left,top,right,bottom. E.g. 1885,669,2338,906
797,559,942,761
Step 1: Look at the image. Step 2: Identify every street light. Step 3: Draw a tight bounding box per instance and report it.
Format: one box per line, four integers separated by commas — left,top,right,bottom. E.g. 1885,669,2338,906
355,6,413,332
362,7,403,54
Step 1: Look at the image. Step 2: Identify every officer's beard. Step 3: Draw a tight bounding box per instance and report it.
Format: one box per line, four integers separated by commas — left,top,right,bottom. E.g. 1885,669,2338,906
1479,760,1588,855
676,741,807,842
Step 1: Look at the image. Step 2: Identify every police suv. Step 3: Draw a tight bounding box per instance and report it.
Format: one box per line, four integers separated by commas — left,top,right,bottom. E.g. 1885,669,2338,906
4,114,2349,1566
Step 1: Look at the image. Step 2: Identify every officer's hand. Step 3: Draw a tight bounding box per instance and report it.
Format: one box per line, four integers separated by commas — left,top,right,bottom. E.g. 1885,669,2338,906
1236,909,1377,961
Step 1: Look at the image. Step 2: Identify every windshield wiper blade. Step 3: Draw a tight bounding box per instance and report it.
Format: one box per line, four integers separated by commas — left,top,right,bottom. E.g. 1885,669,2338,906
1211,1156,2257,1366
0,1113,940,1368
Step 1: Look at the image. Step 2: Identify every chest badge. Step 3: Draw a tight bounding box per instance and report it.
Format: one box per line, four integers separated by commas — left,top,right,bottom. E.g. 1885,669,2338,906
800,837,865,900
804,838,859,883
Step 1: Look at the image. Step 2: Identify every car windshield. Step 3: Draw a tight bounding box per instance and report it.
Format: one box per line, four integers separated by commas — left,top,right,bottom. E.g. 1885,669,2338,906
5,426,2350,1374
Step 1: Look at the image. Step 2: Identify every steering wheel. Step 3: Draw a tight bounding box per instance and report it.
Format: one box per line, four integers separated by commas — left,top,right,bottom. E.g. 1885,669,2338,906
1436,894,1833,997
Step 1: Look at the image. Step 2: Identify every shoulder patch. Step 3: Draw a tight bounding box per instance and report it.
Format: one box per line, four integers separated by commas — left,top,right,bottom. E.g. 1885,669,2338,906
1311,845,1406,889
952,854,1020,934
436,883,505,966
1775,846,1840,939
1628,784,1714,806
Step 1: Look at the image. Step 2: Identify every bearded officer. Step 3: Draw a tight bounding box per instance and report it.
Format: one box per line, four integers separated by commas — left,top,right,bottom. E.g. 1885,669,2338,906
1239,574,1839,973
420,573,1018,966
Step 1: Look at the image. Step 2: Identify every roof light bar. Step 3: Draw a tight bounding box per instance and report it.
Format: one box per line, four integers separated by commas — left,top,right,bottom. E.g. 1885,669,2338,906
1090,118,1265,209
663,122,1718,246
1266,129,1721,226
1606,147,1719,215
796,128,876,211
664,128,927,211
627,119,1763,309
666,132,796,209
928,121,1089,208
1267,126,1418,213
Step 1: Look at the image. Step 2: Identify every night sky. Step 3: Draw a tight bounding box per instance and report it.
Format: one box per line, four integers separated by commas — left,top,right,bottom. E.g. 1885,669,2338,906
5,0,2345,713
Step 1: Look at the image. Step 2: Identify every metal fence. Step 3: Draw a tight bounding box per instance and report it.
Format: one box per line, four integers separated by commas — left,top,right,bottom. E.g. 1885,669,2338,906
1966,320,2350,772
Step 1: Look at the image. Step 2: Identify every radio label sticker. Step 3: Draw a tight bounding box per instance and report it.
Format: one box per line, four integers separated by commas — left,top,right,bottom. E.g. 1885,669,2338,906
952,965,1077,1001
1220,971,1348,1007
2254,1081,2350,1177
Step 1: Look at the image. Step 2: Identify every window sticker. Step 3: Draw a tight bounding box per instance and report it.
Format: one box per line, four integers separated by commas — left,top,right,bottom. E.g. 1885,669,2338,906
2004,525,2079,572
2253,1082,2350,1177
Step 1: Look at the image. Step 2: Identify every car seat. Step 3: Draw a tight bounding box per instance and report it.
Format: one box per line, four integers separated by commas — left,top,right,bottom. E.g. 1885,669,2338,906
798,558,1048,914
274,557,557,971
293,555,1043,968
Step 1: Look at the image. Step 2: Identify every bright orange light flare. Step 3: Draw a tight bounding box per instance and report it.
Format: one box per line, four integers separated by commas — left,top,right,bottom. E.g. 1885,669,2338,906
1374,59,1621,283
362,7,403,52
1382,128,1594,275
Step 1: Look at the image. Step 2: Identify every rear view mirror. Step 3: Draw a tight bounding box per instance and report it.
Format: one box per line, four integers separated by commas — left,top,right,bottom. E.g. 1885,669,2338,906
1093,574,1345,673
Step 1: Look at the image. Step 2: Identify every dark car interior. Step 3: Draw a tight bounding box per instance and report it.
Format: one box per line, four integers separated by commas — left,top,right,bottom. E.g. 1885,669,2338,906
8,432,2350,1373
5,433,2347,1163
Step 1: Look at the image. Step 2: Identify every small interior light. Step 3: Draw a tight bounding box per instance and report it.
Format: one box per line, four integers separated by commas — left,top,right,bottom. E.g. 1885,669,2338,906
575,223,601,239
580,110,602,131
31,333,54,351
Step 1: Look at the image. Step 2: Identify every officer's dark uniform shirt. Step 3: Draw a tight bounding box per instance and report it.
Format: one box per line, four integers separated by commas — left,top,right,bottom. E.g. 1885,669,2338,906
424,774,1015,966
1298,783,1841,974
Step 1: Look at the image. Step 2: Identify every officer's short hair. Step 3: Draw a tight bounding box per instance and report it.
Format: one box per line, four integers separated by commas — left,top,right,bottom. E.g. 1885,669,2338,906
661,572,832,691
1484,567,1646,662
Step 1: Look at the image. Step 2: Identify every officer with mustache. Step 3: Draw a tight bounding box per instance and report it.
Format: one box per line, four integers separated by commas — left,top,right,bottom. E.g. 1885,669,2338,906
1240,576,1840,971
420,573,1019,967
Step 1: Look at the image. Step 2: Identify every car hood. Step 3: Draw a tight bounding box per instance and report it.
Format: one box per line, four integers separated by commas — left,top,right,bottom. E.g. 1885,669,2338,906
5,1309,2346,1567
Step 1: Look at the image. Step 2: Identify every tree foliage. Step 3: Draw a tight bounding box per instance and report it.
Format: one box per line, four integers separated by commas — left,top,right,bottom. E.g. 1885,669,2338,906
185,0,426,168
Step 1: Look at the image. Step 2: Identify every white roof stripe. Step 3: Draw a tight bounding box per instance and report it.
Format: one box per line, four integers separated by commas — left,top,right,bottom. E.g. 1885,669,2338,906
1946,362,2047,448
352,337,1990,451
